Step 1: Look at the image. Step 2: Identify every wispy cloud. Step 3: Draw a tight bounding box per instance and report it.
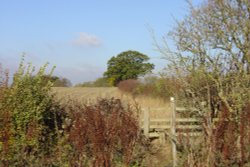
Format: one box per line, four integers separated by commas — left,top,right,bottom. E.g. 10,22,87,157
71,32,102,47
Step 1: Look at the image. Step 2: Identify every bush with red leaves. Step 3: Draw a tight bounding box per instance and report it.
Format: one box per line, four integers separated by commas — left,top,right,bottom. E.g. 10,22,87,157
66,98,140,167
117,79,140,94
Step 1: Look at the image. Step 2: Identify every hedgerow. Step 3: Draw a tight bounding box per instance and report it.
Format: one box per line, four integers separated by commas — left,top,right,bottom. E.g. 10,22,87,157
0,58,146,167
0,58,64,166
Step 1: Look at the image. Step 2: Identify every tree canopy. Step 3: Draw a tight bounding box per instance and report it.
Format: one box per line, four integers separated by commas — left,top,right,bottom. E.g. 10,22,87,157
104,50,154,86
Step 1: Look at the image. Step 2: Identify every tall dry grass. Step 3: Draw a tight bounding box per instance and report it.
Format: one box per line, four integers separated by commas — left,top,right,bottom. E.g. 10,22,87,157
52,87,172,119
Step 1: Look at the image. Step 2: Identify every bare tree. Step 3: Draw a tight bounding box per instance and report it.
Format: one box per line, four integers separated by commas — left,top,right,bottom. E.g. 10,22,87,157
158,0,250,166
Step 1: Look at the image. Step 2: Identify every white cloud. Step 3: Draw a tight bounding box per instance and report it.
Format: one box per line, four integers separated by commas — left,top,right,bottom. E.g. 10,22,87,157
71,32,102,47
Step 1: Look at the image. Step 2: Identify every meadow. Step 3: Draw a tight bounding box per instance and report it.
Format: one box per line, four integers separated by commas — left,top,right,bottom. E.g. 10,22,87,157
52,87,172,119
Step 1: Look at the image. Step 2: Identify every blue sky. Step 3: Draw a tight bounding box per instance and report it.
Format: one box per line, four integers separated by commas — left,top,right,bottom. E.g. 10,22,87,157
0,0,202,84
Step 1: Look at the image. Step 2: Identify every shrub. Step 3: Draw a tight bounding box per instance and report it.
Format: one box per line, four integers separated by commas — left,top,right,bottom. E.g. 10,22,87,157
63,98,140,166
0,65,10,166
93,77,110,87
0,58,64,166
117,79,140,94
117,76,177,100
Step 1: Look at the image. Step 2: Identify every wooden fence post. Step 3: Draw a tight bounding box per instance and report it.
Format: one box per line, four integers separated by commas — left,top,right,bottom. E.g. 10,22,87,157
170,97,177,167
143,108,149,137
159,131,165,145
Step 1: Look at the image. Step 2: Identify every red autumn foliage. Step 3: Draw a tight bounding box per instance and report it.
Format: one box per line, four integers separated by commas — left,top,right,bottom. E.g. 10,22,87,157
117,79,140,93
213,103,250,166
67,98,140,167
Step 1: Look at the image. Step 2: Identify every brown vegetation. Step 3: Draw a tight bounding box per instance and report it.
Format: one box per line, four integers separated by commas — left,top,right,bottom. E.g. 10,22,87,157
66,98,140,166
117,79,140,94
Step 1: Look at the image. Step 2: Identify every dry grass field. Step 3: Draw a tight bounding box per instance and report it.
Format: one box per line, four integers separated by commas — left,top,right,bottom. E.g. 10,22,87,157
52,87,172,119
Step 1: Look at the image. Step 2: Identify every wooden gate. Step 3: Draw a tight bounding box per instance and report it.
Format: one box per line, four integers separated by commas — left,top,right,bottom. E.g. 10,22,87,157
141,97,203,167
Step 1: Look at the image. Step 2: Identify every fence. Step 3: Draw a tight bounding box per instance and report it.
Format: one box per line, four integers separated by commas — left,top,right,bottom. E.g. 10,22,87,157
141,97,204,167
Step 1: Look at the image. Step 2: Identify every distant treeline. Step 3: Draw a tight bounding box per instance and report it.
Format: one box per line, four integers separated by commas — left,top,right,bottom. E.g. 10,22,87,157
75,77,110,87
43,75,72,87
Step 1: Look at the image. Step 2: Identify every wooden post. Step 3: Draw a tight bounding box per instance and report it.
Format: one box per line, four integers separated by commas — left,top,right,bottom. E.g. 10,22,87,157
159,132,165,145
143,108,149,137
170,97,177,167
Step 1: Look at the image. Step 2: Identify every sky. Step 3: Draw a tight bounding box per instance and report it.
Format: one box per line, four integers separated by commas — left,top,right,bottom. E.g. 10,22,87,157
0,0,202,85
